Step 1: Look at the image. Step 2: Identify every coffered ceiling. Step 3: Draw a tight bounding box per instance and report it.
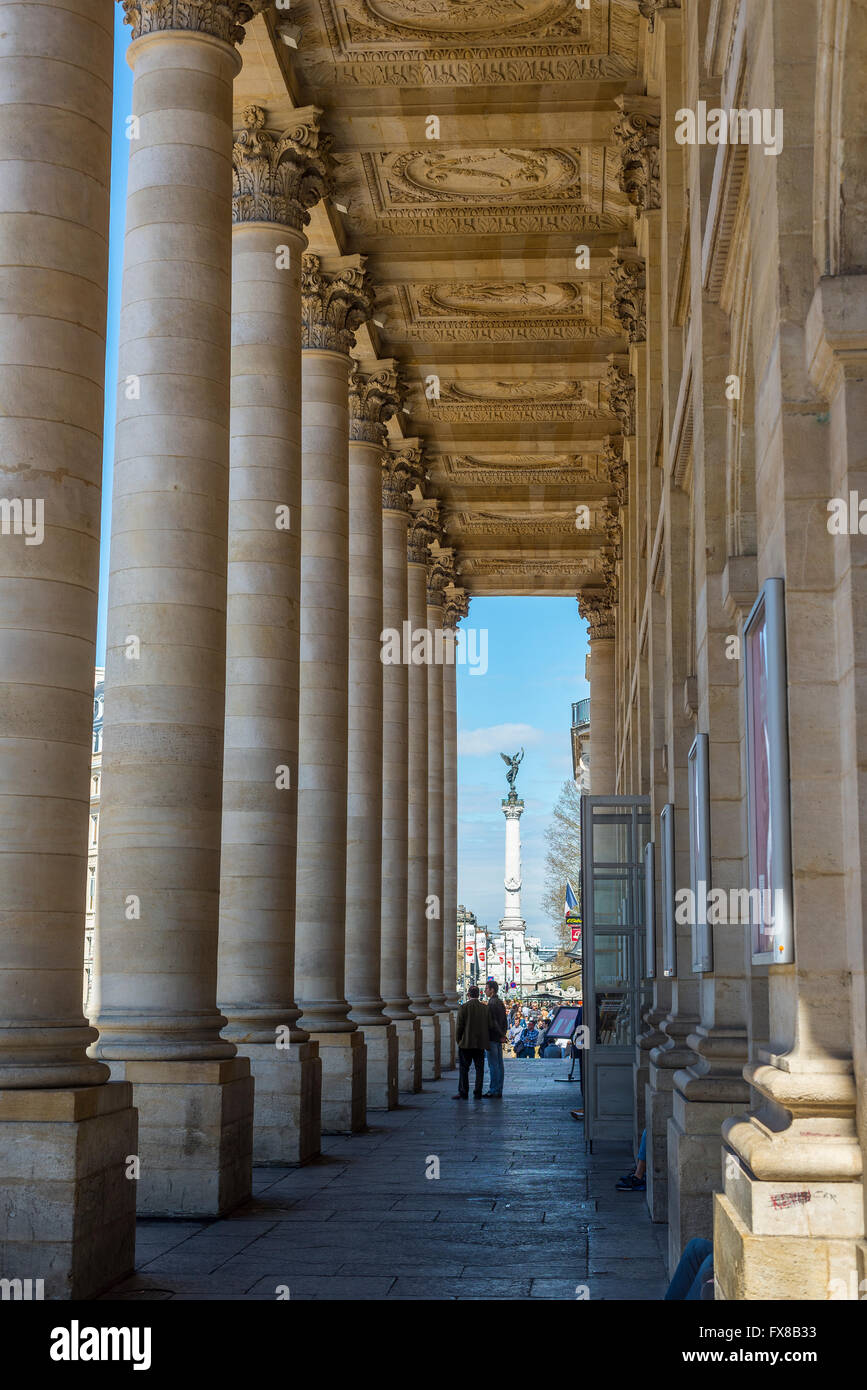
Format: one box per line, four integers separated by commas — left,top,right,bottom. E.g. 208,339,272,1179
236,0,644,597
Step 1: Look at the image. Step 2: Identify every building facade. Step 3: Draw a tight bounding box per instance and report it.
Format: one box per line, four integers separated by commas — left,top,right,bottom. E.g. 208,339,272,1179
1,0,865,1301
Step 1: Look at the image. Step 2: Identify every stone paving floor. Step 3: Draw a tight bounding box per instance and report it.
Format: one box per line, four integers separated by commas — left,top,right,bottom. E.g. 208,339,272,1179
104,1059,669,1301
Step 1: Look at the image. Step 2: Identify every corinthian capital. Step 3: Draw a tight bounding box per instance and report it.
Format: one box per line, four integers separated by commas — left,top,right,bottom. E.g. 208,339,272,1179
301,253,374,355
349,359,402,444
609,250,646,344
443,586,469,630
603,436,628,507
382,442,424,513
407,502,439,567
120,0,263,44
232,106,334,229
606,356,636,436
613,95,660,212
578,590,616,641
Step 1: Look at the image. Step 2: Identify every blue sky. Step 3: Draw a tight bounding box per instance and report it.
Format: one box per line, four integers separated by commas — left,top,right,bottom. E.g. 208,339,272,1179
457,598,588,945
98,19,589,946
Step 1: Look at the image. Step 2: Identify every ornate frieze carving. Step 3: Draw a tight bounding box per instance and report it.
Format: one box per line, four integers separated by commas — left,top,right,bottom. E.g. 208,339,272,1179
460,558,596,579
609,251,647,344
435,454,606,485
605,358,636,436
382,443,424,512
348,360,402,443
407,503,440,566
603,437,628,506
613,96,661,212
232,106,334,230
319,54,633,89
577,590,616,640
301,253,374,355
120,0,262,44
603,501,622,558
446,513,605,538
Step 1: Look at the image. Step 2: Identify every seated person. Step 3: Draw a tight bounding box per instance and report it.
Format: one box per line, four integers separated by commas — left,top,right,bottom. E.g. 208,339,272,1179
616,1127,647,1192
664,1238,714,1300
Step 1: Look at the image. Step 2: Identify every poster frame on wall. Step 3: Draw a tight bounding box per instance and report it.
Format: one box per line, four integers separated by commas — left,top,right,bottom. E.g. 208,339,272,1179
744,577,794,965
644,840,655,979
688,732,713,973
661,803,676,978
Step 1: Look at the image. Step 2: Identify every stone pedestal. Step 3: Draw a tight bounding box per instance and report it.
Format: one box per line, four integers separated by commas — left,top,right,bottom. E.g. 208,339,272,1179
438,1011,456,1072
419,1014,441,1083
110,1059,253,1218
365,1024,399,1112
393,1017,422,1095
667,1086,745,1275
715,1181,862,1300
317,1032,367,1134
233,1042,321,1166
0,1085,137,1301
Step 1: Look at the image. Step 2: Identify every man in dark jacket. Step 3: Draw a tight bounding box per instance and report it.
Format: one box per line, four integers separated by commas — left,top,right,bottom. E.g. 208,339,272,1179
483,980,508,1098
453,986,490,1098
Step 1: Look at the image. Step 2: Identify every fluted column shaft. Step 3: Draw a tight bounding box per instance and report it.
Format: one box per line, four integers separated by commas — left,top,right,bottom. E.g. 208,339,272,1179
589,634,617,794
95,28,240,1063
442,641,460,1011
381,505,412,1021
426,597,446,1012
296,347,353,1031
346,433,387,1022
0,0,113,1090
406,559,432,1017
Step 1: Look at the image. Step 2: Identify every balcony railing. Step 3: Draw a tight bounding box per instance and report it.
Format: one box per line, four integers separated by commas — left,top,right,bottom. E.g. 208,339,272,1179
572,698,590,727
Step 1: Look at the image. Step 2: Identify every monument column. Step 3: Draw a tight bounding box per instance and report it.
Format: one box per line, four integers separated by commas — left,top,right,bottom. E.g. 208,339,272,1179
92,0,257,1218
406,503,440,1080
579,594,617,794
0,0,137,1297
381,446,424,1092
295,252,372,1133
345,361,401,1111
216,106,332,1166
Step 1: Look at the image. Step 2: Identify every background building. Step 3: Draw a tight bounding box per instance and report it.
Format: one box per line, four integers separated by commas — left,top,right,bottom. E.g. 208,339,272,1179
83,668,104,1014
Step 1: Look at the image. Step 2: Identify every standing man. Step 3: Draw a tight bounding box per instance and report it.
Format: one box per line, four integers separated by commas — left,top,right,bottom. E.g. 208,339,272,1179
453,986,490,1099
483,980,507,1098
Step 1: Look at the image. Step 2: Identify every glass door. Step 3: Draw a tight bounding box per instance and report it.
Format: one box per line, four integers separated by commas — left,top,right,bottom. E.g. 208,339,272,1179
579,794,651,1144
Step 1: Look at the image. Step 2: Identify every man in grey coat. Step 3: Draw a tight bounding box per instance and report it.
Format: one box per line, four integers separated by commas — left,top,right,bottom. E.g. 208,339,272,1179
453,986,490,1098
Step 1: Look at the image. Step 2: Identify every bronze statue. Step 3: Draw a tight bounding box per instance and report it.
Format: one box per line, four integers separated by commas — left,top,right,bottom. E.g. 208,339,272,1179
500,747,524,796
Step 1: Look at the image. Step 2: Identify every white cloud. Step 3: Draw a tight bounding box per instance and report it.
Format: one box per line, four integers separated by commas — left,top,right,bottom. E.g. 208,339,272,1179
457,723,544,757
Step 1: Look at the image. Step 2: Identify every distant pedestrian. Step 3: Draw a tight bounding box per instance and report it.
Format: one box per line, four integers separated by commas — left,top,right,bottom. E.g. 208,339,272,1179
483,980,508,1098
453,986,490,1099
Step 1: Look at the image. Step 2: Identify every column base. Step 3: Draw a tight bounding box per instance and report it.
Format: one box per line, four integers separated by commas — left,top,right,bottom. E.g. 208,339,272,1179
645,1067,675,1223
0,1083,137,1300
364,1024,399,1112
393,1017,422,1094
714,1186,862,1299
418,1013,441,1082
110,1058,253,1218
667,1087,748,1276
436,1011,455,1071
234,1040,321,1166
316,1031,367,1134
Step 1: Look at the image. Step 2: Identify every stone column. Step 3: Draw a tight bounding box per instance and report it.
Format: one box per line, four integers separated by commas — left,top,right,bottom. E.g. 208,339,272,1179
381,446,424,1092
216,106,332,1167
345,361,401,1111
0,0,136,1298
440,588,467,1069
426,554,450,1058
92,0,258,1219
579,595,617,794
295,252,372,1132
407,503,440,1080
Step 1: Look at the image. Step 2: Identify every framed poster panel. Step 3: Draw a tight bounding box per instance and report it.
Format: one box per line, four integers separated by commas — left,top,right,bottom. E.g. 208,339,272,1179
644,840,655,979
688,733,713,972
744,578,794,964
661,803,676,977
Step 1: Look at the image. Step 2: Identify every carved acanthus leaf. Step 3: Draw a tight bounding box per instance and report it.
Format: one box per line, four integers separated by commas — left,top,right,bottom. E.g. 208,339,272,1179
443,585,470,630
349,361,402,443
232,106,334,229
606,359,636,436
603,437,628,507
301,254,374,355
120,0,262,44
613,97,661,212
577,590,617,640
637,0,681,31
407,503,440,566
609,252,647,344
382,444,424,513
